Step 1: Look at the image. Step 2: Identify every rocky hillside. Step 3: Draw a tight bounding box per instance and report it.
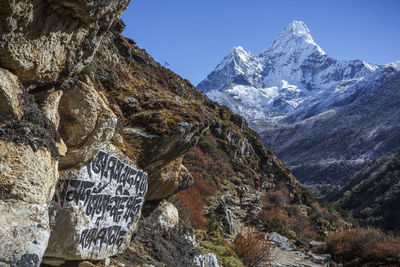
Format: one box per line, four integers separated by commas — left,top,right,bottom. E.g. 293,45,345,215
77,20,344,266
197,21,400,185
0,1,351,266
326,150,400,232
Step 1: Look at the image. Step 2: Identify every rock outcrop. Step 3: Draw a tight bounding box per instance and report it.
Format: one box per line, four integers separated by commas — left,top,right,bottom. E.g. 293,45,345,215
58,75,118,170
0,0,137,265
0,69,60,265
0,0,130,86
0,142,57,266
0,0,213,264
0,68,24,121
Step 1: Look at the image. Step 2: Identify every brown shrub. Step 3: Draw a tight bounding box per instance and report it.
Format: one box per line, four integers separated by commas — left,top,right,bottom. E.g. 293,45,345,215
319,227,400,263
310,202,335,223
175,145,218,230
175,185,208,230
371,241,400,260
287,214,319,241
234,227,274,267
258,208,288,223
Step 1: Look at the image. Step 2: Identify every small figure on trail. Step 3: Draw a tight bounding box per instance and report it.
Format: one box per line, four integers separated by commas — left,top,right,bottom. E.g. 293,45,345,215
236,186,245,207
254,177,260,199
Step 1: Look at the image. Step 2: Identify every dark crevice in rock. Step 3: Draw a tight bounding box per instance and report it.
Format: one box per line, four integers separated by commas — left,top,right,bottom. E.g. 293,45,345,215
0,90,60,158
0,184,22,201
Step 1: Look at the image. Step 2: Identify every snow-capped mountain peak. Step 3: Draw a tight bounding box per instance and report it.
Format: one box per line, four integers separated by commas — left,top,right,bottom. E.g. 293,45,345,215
197,21,393,122
261,21,326,64
278,21,321,47
216,46,254,72
198,21,400,187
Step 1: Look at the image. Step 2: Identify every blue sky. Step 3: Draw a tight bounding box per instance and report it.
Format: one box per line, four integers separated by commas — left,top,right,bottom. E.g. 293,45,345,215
121,0,400,85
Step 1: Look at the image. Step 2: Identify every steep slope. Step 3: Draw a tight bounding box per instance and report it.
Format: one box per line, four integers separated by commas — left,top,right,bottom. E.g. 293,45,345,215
86,20,349,267
326,150,400,232
198,20,400,184
0,1,394,265
260,69,400,184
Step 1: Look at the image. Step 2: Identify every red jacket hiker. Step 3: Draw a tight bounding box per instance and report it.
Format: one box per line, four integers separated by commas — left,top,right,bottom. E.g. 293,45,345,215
254,177,260,191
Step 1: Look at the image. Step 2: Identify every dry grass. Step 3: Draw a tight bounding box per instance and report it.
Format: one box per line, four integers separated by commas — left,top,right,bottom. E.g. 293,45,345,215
317,227,400,263
234,227,275,267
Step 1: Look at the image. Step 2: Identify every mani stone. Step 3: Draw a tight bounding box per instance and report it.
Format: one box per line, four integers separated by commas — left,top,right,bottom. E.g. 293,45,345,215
0,141,58,267
45,150,148,260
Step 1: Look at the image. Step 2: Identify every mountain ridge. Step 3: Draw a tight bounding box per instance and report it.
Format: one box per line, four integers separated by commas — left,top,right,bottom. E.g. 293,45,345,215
198,20,400,184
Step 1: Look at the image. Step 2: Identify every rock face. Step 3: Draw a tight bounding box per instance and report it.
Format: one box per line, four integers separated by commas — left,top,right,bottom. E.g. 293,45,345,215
0,68,24,122
155,200,179,229
58,75,118,170
146,157,194,201
0,0,130,86
45,150,147,260
0,141,58,266
194,253,220,267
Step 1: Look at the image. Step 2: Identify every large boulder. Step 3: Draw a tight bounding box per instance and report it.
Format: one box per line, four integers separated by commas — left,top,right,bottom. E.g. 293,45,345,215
45,147,148,260
146,157,194,201
123,121,207,174
123,123,203,201
0,141,58,266
58,75,118,170
155,200,179,229
0,0,130,86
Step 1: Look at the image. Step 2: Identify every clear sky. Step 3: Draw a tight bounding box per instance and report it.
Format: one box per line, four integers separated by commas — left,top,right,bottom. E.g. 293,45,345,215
121,0,400,85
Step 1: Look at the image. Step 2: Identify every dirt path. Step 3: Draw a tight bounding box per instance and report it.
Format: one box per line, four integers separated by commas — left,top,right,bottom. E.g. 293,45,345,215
271,247,327,267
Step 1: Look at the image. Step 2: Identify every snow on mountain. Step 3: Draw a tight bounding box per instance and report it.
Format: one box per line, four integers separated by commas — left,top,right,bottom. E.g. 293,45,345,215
198,20,400,184
197,20,382,122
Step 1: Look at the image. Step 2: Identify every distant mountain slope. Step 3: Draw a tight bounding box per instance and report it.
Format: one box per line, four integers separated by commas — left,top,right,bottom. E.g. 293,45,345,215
198,20,400,184
326,150,400,232
260,71,400,184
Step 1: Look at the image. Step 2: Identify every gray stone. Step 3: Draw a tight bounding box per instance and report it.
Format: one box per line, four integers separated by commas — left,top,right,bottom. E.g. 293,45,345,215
307,252,331,264
194,253,220,267
309,240,326,247
0,203,50,267
123,97,138,107
155,200,179,229
45,149,148,260
266,232,294,251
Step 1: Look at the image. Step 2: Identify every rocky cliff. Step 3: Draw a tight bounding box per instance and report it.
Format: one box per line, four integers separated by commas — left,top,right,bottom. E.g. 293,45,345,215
0,2,348,267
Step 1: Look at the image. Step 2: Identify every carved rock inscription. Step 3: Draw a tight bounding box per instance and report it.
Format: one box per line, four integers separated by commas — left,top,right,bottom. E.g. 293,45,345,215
46,150,148,259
